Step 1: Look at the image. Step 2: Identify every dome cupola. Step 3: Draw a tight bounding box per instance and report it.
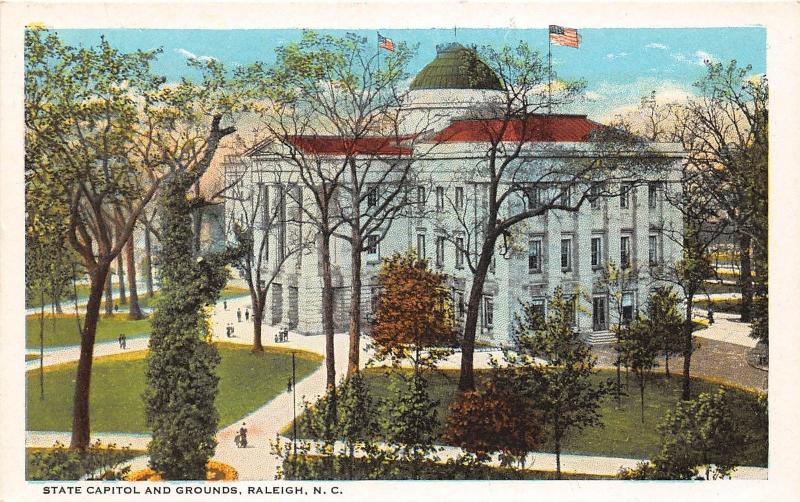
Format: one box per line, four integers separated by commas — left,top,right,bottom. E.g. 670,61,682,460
409,43,503,91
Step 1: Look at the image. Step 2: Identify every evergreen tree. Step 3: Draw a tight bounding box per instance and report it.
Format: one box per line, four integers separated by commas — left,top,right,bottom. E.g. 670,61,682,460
507,288,612,479
144,171,236,480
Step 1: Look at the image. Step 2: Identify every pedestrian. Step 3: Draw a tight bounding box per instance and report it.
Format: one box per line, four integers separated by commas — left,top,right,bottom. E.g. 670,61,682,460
118,333,124,348
245,308,250,321
121,333,127,349
708,307,715,325
237,308,242,322
230,324,235,337
238,423,248,448
114,304,119,313
223,300,227,311
287,378,292,393
226,324,231,338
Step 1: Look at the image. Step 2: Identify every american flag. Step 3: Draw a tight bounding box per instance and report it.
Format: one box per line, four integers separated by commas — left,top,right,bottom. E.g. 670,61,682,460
378,33,395,52
549,25,581,48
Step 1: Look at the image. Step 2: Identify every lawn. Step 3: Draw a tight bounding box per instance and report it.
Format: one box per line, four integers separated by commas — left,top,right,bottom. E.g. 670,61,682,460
25,314,151,349
694,297,742,314
134,284,250,310
291,368,767,467
26,344,322,433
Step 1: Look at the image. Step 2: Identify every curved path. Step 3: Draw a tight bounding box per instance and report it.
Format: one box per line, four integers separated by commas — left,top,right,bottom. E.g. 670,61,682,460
25,295,767,480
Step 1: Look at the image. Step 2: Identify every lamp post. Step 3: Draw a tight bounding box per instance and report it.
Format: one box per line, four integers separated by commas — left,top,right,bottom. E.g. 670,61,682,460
292,351,297,457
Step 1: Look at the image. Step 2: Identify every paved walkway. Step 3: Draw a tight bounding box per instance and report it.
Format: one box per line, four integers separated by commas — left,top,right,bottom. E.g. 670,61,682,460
692,309,757,348
25,336,150,371
25,294,767,480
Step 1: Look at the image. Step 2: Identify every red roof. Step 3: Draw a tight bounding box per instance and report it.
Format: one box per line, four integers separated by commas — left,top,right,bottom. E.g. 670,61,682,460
430,114,604,143
287,136,413,157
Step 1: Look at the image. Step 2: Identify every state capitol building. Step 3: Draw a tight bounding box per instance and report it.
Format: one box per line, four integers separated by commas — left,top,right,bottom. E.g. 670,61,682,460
225,42,684,345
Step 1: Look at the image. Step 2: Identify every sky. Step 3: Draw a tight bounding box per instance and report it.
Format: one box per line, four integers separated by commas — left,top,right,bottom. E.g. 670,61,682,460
54,27,766,121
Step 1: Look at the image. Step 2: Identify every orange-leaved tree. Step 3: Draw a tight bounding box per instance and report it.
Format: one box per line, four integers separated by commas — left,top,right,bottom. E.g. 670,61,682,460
371,251,457,374
443,369,543,468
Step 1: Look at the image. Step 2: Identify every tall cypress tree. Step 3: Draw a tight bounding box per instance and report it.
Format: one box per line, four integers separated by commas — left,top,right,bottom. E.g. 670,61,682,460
144,170,233,479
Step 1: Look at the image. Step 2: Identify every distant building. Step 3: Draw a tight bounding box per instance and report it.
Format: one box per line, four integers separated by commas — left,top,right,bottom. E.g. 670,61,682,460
226,43,684,345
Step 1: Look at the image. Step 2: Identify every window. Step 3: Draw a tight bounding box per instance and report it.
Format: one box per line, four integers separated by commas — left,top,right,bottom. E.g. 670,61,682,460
558,184,571,206
483,296,494,327
526,184,542,210
622,292,635,323
455,186,464,209
620,182,632,209
367,186,378,208
591,236,603,268
649,234,659,266
648,182,659,209
455,291,465,319
531,298,546,323
455,236,465,269
435,186,444,212
416,233,426,258
590,183,602,210
416,186,426,214
366,234,379,256
528,239,542,273
620,235,631,269
560,238,572,271
593,296,607,330
435,236,445,268
370,287,380,313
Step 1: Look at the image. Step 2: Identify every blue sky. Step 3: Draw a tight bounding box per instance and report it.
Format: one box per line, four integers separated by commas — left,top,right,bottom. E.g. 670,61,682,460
54,27,765,120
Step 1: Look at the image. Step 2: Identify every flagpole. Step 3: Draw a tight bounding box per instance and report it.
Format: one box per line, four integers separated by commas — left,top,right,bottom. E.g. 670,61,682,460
547,30,552,115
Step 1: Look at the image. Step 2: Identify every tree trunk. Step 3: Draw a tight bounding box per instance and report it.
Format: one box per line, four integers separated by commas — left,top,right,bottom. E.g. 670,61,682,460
738,233,753,322
320,232,337,421
252,291,265,352
681,294,694,400
458,242,494,391
70,262,110,449
125,236,144,320
664,353,670,378
640,374,645,423
554,420,562,480
144,224,155,298
347,230,362,377
116,251,127,305
39,290,45,400
192,183,203,253
104,270,114,316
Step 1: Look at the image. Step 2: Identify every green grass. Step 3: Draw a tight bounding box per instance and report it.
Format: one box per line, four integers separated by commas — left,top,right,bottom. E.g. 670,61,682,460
292,368,767,467
702,281,740,294
25,344,322,433
25,314,151,349
135,284,250,310
695,298,742,313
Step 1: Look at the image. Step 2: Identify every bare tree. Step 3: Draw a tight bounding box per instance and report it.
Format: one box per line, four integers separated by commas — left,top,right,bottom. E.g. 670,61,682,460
227,158,314,351
427,42,669,391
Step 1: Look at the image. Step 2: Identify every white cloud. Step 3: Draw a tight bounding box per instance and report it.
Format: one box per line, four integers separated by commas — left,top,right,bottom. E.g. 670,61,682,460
645,42,668,50
175,48,216,63
694,50,717,66
671,50,717,67
605,52,629,60
583,91,604,102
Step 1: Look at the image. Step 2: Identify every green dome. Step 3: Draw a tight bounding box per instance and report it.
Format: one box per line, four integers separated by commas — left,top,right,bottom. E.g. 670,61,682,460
409,43,503,91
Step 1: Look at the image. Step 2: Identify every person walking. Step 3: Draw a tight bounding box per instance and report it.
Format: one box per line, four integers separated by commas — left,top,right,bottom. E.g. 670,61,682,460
121,333,127,349
118,333,124,348
223,300,227,311
245,308,250,322
238,423,248,448
237,308,242,322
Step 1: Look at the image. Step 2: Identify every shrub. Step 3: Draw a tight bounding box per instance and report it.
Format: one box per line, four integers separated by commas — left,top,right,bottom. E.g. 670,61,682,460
27,441,134,480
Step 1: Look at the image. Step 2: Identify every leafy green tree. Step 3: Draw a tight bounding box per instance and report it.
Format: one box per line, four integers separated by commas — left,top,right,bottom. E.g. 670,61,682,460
379,372,440,480
620,316,659,423
505,288,612,479
652,390,737,479
646,286,683,377
25,27,240,448
602,262,638,408
144,170,238,480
